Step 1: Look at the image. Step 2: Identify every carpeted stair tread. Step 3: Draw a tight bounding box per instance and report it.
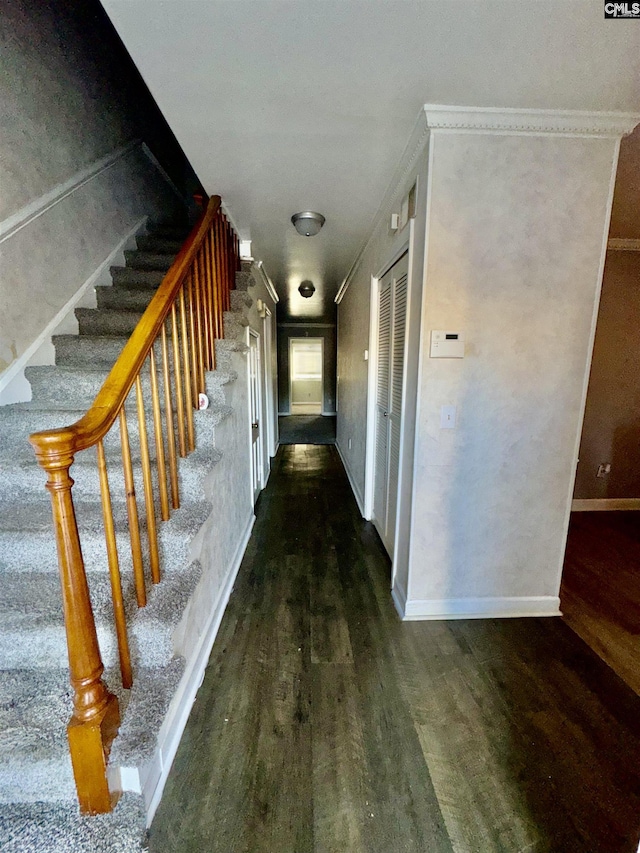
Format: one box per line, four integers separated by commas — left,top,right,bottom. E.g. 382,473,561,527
0,793,147,852
124,251,175,272
0,668,75,802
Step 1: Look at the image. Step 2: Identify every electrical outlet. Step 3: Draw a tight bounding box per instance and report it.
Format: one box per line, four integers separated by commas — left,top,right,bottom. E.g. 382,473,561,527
596,463,611,478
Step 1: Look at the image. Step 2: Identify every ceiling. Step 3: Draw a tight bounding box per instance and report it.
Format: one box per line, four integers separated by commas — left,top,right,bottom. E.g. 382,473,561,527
101,1,640,319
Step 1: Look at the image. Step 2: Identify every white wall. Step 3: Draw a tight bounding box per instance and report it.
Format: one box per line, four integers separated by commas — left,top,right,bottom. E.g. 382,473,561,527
406,129,620,617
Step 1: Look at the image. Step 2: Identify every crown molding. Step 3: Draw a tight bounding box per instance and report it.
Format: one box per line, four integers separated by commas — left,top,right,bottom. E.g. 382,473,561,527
255,260,279,304
608,237,640,251
423,105,640,138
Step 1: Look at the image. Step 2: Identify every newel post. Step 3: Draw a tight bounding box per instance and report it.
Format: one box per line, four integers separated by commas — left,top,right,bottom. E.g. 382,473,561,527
29,430,120,814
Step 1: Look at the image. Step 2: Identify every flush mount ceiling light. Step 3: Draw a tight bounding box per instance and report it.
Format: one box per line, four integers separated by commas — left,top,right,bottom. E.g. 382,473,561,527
291,211,325,237
298,280,316,298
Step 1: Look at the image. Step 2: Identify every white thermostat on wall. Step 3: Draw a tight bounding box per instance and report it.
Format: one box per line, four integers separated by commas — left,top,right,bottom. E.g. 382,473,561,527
430,330,465,358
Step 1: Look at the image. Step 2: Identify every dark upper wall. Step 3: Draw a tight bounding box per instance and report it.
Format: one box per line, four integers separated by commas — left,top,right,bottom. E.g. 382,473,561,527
1,0,201,221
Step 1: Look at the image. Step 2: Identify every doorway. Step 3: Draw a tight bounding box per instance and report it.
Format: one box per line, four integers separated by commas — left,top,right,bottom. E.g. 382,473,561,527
289,338,323,415
371,252,408,558
248,328,263,505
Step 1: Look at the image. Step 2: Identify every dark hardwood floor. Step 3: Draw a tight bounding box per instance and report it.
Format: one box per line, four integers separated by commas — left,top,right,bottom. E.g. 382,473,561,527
150,446,640,853
561,510,640,697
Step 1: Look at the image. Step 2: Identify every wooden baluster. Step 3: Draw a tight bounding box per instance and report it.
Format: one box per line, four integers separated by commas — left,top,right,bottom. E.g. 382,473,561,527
201,245,214,370
170,305,187,458
149,347,170,522
204,230,216,367
194,257,206,391
96,439,132,689
196,248,210,371
119,407,146,607
135,374,160,584
225,219,232,311
161,323,180,508
29,434,120,815
186,274,199,407
209,226,222,341
179,285,196,452
214,216,225,340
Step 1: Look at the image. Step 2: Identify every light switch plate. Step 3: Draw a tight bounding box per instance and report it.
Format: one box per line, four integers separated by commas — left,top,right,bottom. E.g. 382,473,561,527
440,405,456,429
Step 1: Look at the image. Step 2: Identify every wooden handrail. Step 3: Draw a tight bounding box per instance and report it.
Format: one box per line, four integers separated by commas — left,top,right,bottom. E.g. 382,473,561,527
28,194,239,814
30,196,221,458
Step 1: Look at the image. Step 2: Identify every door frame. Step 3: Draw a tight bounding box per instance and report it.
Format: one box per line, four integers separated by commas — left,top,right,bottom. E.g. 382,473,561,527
364,228,413,585
261,304,277,465
247,327,264,503
288,337,324,415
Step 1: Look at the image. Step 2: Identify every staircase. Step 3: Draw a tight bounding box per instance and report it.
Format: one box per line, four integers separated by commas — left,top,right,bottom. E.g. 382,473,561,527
0,219,255,851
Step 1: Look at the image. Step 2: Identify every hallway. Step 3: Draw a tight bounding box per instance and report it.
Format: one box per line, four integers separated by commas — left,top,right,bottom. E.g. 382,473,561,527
150,446,640,853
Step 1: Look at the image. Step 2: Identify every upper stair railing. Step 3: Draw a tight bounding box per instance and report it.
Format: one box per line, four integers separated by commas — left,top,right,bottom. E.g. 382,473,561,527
29,196,239,814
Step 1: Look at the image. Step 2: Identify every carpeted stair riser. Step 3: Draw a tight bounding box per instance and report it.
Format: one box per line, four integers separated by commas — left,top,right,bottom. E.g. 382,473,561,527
109,266,166,288
96,285,158,312
0,554,203,671
0,403,233,463
136,235,183,254
0,496,209,577
123,250,175,272
53,335,130,368
0,443,222,505
24,364,233,410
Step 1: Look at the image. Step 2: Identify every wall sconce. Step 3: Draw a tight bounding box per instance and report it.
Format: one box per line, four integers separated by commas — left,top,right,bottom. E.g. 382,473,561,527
291,211,325,237
298,280,315,298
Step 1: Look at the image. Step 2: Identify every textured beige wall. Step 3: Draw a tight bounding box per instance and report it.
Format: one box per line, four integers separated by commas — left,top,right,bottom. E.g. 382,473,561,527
408,132,617,605
574,251,640,499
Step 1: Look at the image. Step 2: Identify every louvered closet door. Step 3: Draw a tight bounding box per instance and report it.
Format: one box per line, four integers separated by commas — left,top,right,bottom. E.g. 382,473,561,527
373,252,408,557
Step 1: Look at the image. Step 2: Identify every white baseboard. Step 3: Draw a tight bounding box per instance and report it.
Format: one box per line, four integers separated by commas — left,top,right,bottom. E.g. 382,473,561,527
0,216,147,406
402,595,562,621
391,582,407,619
137,511,255,825
572,498,640,511
335,440,365,517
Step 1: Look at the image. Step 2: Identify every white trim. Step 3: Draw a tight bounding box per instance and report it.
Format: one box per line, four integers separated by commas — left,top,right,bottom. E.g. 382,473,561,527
0,140,140,244
391,581,407,619
402,596,562,621
608,238,640,251
336,440,365,517
255,261,279,304
572,498,640,511
554,136,622,596
423,105,640,138
141,142,187,204
141,512,255,825
336,109,429,305
364,275,379,521
0,217,148,406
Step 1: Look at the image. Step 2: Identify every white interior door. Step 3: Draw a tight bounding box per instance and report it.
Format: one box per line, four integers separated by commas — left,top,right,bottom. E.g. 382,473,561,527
248,329,263,505
289,338,323,414
373,252,408,556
